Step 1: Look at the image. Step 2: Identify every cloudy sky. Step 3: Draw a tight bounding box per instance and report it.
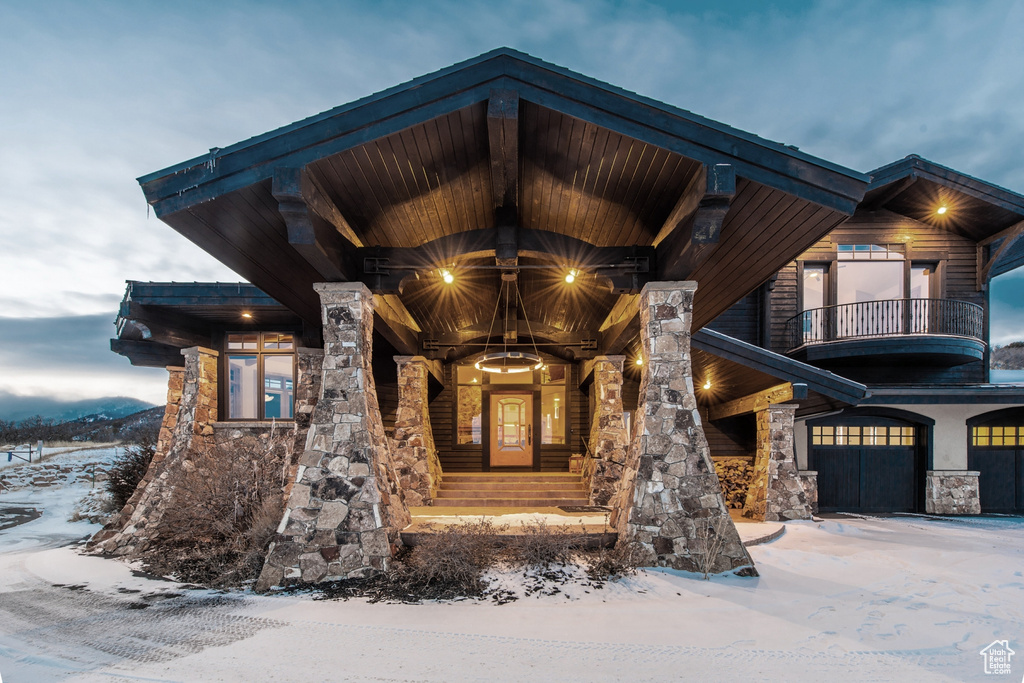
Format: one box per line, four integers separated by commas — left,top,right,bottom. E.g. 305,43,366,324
2,0,1023,404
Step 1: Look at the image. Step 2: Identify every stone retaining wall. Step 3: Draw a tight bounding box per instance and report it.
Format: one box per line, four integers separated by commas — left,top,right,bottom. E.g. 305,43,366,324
798,470,818,515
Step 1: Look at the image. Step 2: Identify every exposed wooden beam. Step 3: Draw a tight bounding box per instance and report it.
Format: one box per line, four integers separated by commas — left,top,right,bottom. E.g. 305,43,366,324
119,302,213,347
709,382,808,421
373,294,421,356
598,294,638,356
272,167,356,282
657,163,735,280
360,228,653,294
487,88,519,216
110,339,186,368
423,320,596,348
978,218,1024,289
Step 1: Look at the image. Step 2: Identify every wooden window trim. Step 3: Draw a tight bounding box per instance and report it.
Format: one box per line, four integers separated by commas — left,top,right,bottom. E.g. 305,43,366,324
221,331,297,422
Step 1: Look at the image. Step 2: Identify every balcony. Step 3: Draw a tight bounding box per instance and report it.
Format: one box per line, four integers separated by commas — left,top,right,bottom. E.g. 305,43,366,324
785,298,986,366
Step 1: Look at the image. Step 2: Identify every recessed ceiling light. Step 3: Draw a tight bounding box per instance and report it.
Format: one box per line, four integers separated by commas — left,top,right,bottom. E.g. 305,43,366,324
937,206,948,215
241,312,253,319
441,269,454,284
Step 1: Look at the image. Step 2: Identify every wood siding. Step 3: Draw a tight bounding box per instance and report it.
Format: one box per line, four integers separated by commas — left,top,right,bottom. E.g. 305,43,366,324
769,210,987,384
706,290,762,345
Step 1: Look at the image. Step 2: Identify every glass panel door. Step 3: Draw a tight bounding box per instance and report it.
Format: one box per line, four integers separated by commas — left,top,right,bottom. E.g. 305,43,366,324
489,392,533,467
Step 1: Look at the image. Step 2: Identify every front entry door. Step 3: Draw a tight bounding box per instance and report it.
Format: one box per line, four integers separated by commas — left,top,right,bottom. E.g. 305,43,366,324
490,392,533,467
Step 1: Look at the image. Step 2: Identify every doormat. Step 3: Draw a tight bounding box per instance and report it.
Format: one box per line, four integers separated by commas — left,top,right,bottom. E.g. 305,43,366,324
558,506,611,513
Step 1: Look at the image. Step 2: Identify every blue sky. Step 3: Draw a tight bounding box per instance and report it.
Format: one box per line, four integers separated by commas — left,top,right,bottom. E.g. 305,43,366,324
1,0,1023,403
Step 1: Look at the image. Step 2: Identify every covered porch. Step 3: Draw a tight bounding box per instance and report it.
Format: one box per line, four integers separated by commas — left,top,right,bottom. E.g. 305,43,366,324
105,49,871,585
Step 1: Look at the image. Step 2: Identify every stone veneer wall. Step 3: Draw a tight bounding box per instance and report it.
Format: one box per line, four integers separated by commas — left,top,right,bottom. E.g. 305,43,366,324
257,283,410,589
587,355,630,506
91,347,219,555
743,404,813,522
798,470,818,515
925,470,981,515
610,282,755,575
391,356,442,506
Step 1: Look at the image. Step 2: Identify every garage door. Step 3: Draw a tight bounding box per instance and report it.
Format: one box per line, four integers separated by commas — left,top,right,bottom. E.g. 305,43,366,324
968,423,1024,513
809,418,920,513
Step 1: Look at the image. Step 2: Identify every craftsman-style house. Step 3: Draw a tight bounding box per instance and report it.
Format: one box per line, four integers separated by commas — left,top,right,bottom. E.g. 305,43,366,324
93,49,1024,585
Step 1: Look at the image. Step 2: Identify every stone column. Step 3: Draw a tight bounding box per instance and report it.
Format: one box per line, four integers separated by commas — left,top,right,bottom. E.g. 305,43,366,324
743,404,813,522
798,470,818,515
91,347,219,555
611,282,755,576
257,283,410,590
392,356,442,507
925,470,981,514
588,355,630,506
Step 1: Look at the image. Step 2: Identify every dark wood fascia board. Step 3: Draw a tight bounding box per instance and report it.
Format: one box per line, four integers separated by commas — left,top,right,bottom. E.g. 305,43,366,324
140,50,867,219
990,235,1024,278
125,281,283,306
861,387,1024,405
691,328,867,404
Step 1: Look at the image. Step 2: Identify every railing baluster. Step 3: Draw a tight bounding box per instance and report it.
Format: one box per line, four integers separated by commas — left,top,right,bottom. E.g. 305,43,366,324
785,298,983,351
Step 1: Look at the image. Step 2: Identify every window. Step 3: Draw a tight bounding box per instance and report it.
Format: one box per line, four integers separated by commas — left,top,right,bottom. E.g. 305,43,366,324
972,426,1024,447
456,366,483,444
541,365,566,445
812,424,915,446
225,332,295,420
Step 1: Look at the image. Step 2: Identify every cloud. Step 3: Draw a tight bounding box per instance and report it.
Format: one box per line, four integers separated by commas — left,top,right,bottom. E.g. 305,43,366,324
0,315,167,403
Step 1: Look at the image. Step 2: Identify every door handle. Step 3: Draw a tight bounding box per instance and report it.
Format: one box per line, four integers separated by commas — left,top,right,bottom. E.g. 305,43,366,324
528,426,532,446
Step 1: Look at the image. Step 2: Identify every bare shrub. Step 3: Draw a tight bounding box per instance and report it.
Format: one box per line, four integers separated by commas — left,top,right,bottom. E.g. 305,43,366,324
693,515,729,580
142,437,289,586
106,436,156,509
506,519,584,569
387,519,507,600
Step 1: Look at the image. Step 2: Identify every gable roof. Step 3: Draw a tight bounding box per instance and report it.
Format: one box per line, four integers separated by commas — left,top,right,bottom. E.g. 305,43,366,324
864,155,1024,242
135,48,869,332
141,48,866,217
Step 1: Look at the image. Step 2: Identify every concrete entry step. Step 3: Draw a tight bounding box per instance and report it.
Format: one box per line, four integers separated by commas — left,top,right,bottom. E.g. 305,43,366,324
436,472,589,508
441,481,585,491
442,473,584,484
433,498,591,507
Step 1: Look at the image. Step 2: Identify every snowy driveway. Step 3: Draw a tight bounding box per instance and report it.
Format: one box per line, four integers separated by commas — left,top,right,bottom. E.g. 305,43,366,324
1,476,1023,682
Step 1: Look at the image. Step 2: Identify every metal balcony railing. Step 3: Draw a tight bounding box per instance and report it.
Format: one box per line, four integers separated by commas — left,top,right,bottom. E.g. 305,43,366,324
785,298,984,351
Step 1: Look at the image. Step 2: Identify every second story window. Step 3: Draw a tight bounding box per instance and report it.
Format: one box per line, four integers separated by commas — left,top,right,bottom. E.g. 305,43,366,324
836,244,905,306
226,332,295,420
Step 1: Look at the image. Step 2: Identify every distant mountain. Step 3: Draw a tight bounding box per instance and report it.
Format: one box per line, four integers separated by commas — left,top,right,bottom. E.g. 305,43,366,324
992,343,1024,371
0,392,156,423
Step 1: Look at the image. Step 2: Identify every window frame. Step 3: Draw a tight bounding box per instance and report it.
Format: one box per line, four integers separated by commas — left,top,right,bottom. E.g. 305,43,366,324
221,331,298,422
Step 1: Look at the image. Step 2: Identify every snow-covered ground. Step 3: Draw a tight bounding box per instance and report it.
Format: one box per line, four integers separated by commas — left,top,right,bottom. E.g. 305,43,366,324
1,464,1023,682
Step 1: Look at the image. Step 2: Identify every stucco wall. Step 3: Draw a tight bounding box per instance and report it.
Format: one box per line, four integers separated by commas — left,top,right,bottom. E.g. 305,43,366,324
795,403,1022,470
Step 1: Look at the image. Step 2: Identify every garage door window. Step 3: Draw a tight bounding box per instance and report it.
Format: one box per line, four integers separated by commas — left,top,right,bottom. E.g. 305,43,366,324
812,425,915,446
972,426,1024,447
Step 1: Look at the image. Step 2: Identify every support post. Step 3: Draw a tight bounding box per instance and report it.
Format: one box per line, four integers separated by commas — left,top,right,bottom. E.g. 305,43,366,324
742,404,812,522
392,356,443,506
257,283,409,590
587,356,629,506
611,282,756,575
90,351,218,555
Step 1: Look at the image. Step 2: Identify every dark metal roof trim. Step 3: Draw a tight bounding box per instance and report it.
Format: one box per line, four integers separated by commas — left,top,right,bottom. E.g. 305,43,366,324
692,328,867,404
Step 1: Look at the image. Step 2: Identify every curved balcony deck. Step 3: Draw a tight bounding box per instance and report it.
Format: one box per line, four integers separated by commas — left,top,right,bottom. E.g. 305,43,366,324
785,298,985,366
